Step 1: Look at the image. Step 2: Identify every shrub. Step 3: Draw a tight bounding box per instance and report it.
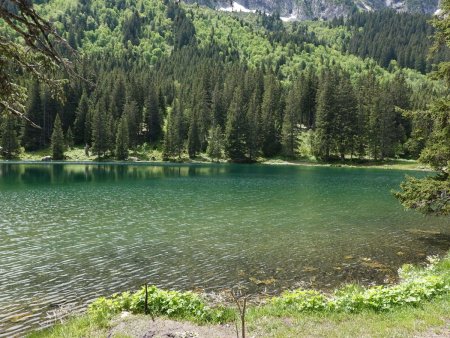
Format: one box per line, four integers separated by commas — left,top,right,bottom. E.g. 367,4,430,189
88,286,234,324
271,254,450,313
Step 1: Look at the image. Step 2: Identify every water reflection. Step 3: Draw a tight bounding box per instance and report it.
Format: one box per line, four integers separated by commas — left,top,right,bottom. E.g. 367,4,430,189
0,163,232,186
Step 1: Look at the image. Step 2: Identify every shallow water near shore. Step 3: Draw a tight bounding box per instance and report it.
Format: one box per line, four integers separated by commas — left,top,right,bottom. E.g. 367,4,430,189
0,163,449,336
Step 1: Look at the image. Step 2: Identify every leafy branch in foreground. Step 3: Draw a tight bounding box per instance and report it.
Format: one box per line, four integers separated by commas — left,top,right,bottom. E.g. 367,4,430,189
0,0,74,125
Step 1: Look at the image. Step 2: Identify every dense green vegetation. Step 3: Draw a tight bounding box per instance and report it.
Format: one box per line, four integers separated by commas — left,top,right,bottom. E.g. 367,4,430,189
332,10,449,73
89,286,234,324
394,0,449,216
0,0,445,163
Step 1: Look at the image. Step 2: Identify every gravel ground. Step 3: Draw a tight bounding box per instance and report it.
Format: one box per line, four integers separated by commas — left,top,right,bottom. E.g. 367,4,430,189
108,313,237,338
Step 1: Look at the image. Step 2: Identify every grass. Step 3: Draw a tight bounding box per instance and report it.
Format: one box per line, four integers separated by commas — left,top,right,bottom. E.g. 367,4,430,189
29,297,449,338
27,312,110,338
247,297,449,337
261,157,427,171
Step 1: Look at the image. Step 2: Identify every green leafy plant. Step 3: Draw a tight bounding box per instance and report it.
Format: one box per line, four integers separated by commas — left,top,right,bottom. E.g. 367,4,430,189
271,254,450,313
88,286,234,324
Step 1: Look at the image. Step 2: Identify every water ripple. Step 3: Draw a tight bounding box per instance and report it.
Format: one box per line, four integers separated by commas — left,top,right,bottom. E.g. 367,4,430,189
0,163,448,336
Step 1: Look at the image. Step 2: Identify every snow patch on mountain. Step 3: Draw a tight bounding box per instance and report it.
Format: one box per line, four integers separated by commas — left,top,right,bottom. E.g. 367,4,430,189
281,13,298,22
359,1,374,11
385,0,406,10
219,1,256,13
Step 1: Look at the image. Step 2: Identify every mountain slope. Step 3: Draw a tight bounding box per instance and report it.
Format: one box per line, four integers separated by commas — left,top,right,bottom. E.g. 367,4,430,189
190,0,440,19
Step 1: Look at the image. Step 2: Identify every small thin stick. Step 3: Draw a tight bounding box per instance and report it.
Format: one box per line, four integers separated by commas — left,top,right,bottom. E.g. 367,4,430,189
230,289,248,338
144,283,148,315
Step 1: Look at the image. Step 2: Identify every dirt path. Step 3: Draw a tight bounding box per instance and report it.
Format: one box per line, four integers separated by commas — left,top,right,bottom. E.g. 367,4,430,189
108,314,236,338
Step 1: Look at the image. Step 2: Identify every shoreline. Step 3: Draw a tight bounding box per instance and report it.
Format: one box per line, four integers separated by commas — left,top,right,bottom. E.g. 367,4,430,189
0,157,433,172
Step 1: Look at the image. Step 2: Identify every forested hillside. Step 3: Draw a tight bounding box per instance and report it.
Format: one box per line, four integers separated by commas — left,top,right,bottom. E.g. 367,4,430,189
0,0,446,162
334,10,449,73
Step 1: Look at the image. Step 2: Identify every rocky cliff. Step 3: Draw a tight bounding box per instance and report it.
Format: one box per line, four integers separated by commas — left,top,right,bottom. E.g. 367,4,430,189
188,0,440,20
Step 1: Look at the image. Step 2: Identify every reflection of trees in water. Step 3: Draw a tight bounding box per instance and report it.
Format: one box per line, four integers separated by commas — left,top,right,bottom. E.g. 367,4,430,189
0,163,229,184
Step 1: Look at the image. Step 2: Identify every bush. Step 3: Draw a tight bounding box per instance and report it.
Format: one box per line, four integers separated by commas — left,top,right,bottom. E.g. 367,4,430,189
271,254,450,313
88,286,234,324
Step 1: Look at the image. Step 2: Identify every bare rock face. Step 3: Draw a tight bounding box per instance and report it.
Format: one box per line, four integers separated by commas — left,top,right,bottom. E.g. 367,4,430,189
187,0,440,20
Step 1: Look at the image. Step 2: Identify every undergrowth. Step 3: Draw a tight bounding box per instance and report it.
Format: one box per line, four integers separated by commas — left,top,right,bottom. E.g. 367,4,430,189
271,254,449,313
88,285,235,324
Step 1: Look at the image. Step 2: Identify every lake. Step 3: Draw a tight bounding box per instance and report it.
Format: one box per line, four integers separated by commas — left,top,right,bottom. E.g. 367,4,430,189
0,162,448,336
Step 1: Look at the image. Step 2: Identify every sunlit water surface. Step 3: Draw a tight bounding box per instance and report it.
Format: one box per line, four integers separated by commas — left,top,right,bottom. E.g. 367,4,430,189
0,163,449,336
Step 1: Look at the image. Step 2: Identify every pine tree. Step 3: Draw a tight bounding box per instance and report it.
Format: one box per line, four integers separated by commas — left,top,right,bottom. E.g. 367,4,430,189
1,114,20,159
91,99,111,158
355,71,378,158
42,88,62,147
145,87,162,143
51,114,65,160
115,116,129,160
282,88,299,158
163,103,185,159
196,88,211,152
187,111,201,158
313,70,336,160
74,91,89,145
109,74,126,119
334,73,358,160
373,86,398,160
207,125,224,161
123,100,139,150
211,83,225,128
22,81,44,151
298,70,317,128
261,74,282,157
246,91,261,161
65,126,74,149
225,87,247,162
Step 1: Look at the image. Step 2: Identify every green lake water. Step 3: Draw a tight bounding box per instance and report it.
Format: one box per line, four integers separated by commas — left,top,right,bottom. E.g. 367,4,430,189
0,163,449,336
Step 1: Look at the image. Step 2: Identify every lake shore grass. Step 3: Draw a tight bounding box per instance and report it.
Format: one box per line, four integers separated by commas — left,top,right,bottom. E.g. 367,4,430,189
28,253,450,338
6,146,431,171
28,297,450,338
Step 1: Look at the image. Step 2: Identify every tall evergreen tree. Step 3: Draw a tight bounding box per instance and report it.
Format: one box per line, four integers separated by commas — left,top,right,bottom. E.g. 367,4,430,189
246,91,261,161
261,74,282,157
163,103,185,159
187,111,201,158
207,125,223,161
65,126,74,150
115,116,129,160
282,88,299,157
110,74,127,120
123,100,140,150
74,91,89,145
22,81,44,151
225,87,247,161
1,114,20,159
51,114,65,160
355,71,378,158
334,74,358,160
145,87,162,143
298,70,317,128
313,70,336,160
91,99,111,157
